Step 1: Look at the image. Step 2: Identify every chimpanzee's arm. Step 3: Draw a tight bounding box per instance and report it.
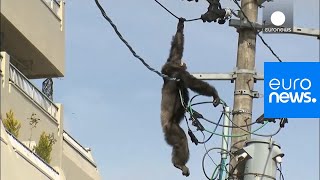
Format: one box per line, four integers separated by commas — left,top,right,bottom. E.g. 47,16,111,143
178,70,219,99
167,18,185,63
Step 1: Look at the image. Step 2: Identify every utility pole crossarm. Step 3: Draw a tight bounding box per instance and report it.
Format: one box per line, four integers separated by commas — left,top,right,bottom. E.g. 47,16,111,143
229,19,320,39
290,27,320,38
192,73,264,81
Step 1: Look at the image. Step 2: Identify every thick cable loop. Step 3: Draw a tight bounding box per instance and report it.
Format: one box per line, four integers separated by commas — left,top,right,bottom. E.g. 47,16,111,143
202,147,233,180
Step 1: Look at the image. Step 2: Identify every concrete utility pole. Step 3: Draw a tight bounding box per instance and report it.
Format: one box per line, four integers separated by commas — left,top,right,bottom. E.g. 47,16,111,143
229,0,258,179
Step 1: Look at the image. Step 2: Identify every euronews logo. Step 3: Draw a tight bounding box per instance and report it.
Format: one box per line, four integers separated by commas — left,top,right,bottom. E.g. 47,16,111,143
263,0,293,33
264,62,320,118
268,78,317,104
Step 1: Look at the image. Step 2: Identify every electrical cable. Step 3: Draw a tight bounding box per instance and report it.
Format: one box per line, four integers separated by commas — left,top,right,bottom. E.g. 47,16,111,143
154,0,201,22
232,0,283,62
186,94,280,137
228,157,245,179
202,148,233,180
211,164,221,180
188,101,257,128
225,113,282,137
94,0,178,81
204,121,269,137
197,113,223,144
188,95,257,128
201,131,219,168
277,163,285,180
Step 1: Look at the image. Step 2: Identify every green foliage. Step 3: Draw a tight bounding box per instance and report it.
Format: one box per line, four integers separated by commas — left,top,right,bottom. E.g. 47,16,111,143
3,110,21,137
34,132,57,164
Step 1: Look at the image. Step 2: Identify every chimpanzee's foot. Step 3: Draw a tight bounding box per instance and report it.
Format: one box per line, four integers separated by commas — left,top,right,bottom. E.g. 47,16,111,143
174,164,190,177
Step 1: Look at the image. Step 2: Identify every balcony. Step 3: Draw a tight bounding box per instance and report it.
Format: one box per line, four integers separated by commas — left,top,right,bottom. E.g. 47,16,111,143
62,131,102,180
63,131,97,167
0,0,65,78
1,51,59,121
2,51,64,169
1,123,60,180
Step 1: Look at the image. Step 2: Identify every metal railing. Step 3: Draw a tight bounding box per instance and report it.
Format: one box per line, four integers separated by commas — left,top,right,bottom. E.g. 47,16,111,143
9,63,59,120
6,130,59,179
63,131,97,167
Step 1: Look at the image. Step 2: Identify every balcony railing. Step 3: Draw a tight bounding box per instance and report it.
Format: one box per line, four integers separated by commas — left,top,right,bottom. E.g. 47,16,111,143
6,130,59,179
63,131,97,167
42,0,61,19
9,63,59,120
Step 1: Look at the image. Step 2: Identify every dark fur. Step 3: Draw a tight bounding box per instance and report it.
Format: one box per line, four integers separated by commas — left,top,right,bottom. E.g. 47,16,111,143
160,18,220,177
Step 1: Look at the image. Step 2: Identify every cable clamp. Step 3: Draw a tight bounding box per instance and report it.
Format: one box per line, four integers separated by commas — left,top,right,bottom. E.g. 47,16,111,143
234,68,256,75
232,109,252,115
234,89,261,98
232,68,261,83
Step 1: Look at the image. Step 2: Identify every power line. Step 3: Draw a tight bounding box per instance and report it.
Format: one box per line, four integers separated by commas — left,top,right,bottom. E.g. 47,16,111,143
154,0,201,22
232,0,283,62
94,0,178,81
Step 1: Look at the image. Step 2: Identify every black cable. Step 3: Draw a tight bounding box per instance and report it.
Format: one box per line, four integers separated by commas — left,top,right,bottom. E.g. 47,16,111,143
202,147,233,180
94,0,178,81
277,163,285,180
232,0,283,62
225,112,282,137
202,116,257,128
201,132,218,166
197,113,222,144
188,97,280,135
154,0,201,22
188,101,257,128
155,0,179,19
228,157,244,179
199,133,214,144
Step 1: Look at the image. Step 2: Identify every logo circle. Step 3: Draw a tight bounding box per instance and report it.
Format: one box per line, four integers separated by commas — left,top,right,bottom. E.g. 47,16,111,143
271,11,286,26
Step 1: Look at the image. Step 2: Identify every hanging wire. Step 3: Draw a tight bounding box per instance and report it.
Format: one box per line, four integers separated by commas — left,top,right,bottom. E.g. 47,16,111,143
94,0,178,81
187,95,282,137
198,113,223,144
202,147,233,180
232,0,283,62
154,0,202,22
201,132,219,167
188,96,256,128
224,112,282,137
277,164,285,180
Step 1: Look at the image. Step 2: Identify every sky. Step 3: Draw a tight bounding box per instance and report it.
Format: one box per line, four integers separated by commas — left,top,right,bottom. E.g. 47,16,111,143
48,0,319,179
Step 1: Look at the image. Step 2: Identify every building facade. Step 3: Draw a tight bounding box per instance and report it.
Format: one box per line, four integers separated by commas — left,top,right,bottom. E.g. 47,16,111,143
0,1,101,179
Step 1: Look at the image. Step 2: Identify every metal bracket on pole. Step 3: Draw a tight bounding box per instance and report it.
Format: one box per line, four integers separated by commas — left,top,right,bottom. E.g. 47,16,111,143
233,68,263,83
232,109,252,116
234,89,261,98
229,19,263,31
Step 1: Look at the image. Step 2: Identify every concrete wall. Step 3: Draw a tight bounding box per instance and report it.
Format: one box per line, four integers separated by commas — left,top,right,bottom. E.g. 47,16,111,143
1,122,61,180
1,52,63,168
1,53,101,180
0,0,65,78
62,132,101,180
